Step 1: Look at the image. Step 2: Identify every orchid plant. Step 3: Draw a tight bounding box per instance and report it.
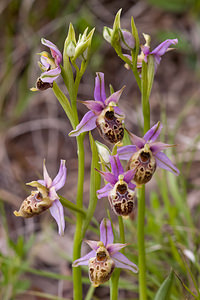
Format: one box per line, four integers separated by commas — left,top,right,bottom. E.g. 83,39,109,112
13,8,181,300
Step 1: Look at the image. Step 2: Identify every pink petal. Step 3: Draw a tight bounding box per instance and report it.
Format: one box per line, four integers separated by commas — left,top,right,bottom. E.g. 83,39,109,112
111,252,138,273
37,179,45,186
85,240,99,251
143,122,162,143
40,67,61,83
81,100,104,114
49,186,59,201
94,72,107,103
96,169,117,185
69,111,97,137
40,55,51,69
117,145,137,160
72,250,96,267
129,132,145,149
107,243,127,255
123,169,136,185
105,86,125,105
150,142,175,154
43,160,52,188
110,155,124,178
49,199,65,236
41,38,62,65
100,218,114,246
113,106,125,119
52,160,67,191
97,183,113,199
155,152,180,175
150,39,178,57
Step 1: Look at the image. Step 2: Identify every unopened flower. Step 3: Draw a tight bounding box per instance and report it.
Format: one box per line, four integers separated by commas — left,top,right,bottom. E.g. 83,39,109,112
31,38,62,91
73,218,138,287
96,155,136,216
117,122,180,184
103,26,135,50
95,141,111,165
14,160,66,235
69,72,125,144
125,34,178,72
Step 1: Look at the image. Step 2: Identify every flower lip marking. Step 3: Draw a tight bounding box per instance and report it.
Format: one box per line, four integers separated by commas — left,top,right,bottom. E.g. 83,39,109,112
139,151,150,164
105,110,115,121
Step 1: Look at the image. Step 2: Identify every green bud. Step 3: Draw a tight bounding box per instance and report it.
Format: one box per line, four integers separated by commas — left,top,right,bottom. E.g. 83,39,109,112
74,28,95,60
103,26,113,43
66,41,76,57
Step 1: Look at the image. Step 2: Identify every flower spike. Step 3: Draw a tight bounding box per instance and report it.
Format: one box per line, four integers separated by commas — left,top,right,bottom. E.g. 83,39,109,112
14,160,67,236
73,218,138,287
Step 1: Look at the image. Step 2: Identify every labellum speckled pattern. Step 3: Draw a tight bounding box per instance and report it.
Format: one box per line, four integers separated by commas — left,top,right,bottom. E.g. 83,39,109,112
128,148,156,184
36,78,53,91
96,108,124,144
108,179,135,216
14,191,52,218
89,244,115,287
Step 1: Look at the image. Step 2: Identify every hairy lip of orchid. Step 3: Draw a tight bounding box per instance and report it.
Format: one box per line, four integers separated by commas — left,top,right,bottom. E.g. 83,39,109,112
69,72,126,143
72,218,138,286
14,160,67,236
118,121,180,184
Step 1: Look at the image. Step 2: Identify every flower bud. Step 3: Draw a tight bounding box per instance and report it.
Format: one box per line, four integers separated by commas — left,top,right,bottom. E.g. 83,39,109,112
119,29,135,50
74,28,95,60
66,41,76,57
95,141,111,164
103,26,113,44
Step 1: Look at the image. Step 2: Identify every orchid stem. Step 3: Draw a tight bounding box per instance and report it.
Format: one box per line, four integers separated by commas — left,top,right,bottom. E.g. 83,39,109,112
110,216,125,300
137,60,151,300
137,186,147,300
72,134,84,300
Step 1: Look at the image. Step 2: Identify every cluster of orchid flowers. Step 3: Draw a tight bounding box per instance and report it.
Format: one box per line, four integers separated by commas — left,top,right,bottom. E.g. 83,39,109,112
14,11,180,288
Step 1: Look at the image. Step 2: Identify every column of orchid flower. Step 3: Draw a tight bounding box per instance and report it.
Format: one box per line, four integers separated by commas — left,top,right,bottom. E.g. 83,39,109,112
103,9,179,300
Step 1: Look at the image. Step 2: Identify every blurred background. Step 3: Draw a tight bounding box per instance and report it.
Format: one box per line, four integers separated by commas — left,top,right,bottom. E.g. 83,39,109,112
0,0,200,299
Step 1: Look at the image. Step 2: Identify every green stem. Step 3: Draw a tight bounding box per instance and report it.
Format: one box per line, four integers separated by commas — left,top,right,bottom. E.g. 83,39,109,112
137,186,147,300
137,60,151,300
110,216,125,300
73,134,85,300
59,195,86,217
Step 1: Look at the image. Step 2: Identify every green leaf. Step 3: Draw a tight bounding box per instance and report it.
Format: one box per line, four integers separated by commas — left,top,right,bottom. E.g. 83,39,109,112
147,55,155,100
154,270,174,300
131,17,140,68
52,82,74,127
82,132,101,237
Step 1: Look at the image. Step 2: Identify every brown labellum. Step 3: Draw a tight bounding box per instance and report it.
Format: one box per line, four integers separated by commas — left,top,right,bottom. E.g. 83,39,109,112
89,245,115,287
14,191,52,218
128,148,156,184
108,180,135,216
36,78,53,91
96,108,124,144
